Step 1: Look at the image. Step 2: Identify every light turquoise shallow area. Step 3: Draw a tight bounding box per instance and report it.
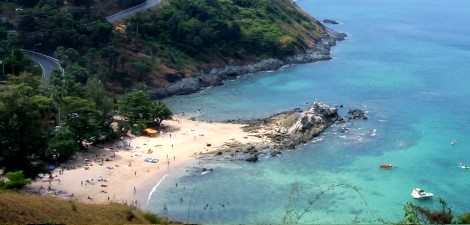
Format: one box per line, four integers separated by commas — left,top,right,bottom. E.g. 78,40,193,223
149,0,470,223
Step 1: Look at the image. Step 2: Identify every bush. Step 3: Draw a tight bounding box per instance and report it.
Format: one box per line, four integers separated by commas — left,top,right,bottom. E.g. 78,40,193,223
142,212,161,224
459,213,470,224
0,171,32,189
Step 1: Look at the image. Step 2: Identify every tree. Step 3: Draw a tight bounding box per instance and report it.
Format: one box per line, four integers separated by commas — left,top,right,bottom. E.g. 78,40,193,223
61,96,100,147
0,75,53,175
152,101,172,127
47,127,79,162
119,90,172,134
0,171,32,189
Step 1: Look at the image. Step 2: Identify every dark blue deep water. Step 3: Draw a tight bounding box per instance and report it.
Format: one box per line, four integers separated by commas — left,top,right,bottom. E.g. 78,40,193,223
149,0,470,223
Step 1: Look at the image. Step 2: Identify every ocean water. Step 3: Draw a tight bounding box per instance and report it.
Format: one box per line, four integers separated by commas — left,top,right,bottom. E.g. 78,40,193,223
148,0,470,223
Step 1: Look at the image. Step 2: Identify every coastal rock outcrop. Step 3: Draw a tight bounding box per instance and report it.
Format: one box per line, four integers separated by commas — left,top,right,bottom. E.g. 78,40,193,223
262,102,340,149
206,102,342,162
151,31,347,98
204,102,372,163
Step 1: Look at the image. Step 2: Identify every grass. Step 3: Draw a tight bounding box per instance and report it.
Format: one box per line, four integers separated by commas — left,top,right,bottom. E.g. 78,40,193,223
0,190,173,224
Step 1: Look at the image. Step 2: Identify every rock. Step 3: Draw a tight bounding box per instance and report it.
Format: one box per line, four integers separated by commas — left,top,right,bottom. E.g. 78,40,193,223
348,109,368,120
323,19,339,25
271,151,282,157
245,154,259,163
167,78,201,95
201,168,213,172
199,74,223,87
150,29,344,99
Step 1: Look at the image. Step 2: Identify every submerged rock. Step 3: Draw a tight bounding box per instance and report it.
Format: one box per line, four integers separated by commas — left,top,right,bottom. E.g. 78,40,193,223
323,19,340,25
245,155,259,163
348,108,368,120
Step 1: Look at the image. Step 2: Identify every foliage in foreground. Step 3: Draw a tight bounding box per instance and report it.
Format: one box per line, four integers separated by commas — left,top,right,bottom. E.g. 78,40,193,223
400,199,470,224
0,171,31,189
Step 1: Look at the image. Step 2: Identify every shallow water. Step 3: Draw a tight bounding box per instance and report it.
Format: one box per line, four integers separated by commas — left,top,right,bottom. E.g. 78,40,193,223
149,0,470,223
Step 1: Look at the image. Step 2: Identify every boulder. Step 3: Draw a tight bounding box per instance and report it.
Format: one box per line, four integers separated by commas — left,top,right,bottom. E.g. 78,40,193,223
284,102,339,146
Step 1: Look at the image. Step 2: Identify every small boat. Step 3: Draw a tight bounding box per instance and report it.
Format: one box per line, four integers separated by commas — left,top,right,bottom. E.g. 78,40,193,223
459,163,470,170
411,188,433,199
380,163,394,169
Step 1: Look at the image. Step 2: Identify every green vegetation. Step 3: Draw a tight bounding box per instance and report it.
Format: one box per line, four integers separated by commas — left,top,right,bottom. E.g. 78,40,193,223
2,0,328,91
0,171,31,189
125,0,327,74
0,0,178,177
400,199,470,224
0,190,170,224
1,0,320,179
119,90,172,134
0,0,322,182
0,71,171,176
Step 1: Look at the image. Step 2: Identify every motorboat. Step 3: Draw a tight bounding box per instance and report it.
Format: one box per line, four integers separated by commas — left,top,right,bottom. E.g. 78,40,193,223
411,188,433,199
380,163,393,169
459,163,470,170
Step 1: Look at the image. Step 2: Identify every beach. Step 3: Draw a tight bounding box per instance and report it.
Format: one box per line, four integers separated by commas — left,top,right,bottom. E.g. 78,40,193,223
28,117,263,207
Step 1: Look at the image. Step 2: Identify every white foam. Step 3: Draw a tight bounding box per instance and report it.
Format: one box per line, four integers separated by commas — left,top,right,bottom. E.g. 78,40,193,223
146,174,168,207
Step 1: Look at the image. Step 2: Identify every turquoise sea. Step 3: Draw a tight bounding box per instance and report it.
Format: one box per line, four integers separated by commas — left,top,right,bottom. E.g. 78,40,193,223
148,0,470,223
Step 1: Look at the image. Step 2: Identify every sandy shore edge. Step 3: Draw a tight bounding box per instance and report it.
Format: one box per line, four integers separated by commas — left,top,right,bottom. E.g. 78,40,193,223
27,116,264,207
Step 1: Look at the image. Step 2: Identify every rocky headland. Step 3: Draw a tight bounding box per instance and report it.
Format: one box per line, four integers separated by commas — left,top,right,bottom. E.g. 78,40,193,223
151,30,347,98
200,102,367,163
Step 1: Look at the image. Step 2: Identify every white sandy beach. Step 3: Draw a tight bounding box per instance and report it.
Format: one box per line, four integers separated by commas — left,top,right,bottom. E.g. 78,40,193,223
28,117,263,207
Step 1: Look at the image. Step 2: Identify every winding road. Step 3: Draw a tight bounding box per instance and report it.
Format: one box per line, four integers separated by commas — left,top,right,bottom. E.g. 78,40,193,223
22,50,63,80
105,0,161,23
25,0,162,77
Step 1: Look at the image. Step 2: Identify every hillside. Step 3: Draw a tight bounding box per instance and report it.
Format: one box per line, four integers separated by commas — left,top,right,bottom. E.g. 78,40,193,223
115,0,345,96
2,0,343,96
0,191,167,224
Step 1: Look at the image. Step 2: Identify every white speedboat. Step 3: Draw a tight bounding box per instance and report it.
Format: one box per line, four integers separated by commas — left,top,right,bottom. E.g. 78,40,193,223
459,163,470,170
460,165,470,170
411,188,433,199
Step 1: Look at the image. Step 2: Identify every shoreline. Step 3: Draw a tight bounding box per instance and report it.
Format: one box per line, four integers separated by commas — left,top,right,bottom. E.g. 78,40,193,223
26,102,365,208
27,117,265,207
151,30,346,98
